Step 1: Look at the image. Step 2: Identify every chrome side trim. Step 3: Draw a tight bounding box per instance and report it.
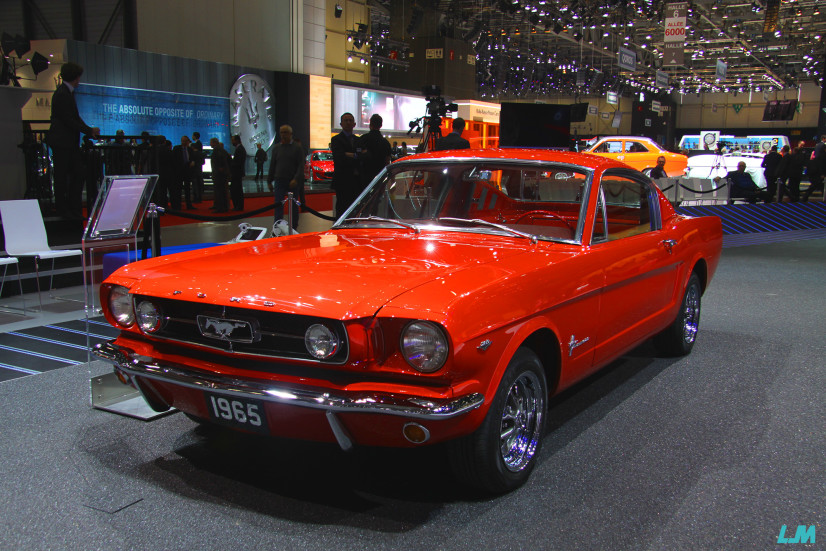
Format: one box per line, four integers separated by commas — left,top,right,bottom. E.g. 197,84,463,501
94,341,484,420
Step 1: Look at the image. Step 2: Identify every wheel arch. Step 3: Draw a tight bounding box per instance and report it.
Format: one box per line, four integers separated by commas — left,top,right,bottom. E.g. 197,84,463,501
690,257,709,293
519,328,563,396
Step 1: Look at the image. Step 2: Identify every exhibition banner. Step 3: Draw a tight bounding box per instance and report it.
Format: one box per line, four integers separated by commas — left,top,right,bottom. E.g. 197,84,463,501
663,2,687,66
75,84,231,143
716,60,728,81
656,70,670,89
618,47,636,71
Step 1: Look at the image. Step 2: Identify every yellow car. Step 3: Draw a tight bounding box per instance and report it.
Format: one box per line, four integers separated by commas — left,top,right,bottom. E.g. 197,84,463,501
585,136,688,177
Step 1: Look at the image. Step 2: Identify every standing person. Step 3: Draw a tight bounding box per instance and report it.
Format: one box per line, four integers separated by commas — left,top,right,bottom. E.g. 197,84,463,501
154,136,173,208
136,131,154,174
330,112,361,217
267,125,305,229
649,156,668,179
803,135,826,202
190,131,204,203
209,138,230,213
47,61,100,219
106,129,132,176
254,143,267,182
435,117,471,151
358,113,393,187
777,145,805,202
170,135,196,210
230,134,247,211
761,145,782,201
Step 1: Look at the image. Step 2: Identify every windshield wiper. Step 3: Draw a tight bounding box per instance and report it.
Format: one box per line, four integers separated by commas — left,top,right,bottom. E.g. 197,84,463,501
341,216,420,234
437,217,538,243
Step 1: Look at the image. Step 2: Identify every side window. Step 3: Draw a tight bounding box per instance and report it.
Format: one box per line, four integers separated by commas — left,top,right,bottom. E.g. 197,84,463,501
625,141,649,153
598,175,656,241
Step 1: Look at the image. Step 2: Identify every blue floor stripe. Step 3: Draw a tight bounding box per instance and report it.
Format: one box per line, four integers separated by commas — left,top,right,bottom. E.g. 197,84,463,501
43,325,114,340
677,202,826,235
8,332,90,351
0,361,39,375
0,344,81,365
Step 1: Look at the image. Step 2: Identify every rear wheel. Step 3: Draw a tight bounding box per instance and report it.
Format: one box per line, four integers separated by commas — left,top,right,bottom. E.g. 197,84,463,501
448,347,547,494
654,272,702,356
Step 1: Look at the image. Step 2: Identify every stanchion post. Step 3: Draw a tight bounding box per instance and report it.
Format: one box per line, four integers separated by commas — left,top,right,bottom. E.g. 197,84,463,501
145,203,165,258
287,192,294,231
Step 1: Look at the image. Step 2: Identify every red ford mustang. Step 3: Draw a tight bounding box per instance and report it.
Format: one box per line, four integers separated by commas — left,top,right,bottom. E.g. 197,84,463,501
95,148,722,494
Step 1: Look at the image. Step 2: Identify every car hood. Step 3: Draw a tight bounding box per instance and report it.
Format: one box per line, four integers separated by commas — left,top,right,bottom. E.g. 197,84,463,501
115,230,536,320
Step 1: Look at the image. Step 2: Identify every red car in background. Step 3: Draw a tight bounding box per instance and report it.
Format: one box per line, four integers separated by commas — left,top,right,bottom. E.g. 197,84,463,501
304,149,334,183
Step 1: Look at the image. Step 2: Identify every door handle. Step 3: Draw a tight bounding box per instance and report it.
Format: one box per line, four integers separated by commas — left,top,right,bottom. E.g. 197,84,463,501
661,239,677,254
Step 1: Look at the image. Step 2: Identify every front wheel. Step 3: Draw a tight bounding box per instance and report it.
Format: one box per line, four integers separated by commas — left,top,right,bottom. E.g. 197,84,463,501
448,348,547,494
654,272,702,356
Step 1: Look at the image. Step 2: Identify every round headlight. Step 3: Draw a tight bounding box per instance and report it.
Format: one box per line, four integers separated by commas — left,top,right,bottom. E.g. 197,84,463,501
305,324,340,359
108,285,134,327
136,300,163,333
401,321,448,373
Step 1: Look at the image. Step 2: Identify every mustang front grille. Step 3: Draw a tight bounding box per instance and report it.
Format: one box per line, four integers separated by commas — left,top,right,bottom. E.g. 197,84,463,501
131,295,349,364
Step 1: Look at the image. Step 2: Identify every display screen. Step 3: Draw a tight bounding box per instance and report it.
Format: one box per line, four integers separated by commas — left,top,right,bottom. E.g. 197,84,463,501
333,85,428,133
94,177,153,236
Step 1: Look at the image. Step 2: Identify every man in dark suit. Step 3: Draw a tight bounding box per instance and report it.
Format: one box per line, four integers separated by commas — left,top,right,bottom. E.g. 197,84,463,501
230,134,247,211
170,135,196,210
330,112,361,217
434,117,471,151
358,113,393,188
190,131,205,203
47,62,99,219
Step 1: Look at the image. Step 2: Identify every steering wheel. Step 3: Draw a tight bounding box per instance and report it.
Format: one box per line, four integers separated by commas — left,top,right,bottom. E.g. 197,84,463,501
514,210,573,230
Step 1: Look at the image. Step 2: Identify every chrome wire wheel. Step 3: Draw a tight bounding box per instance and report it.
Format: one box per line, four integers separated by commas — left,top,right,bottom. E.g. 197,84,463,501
499,370,544,473
682,282,700,345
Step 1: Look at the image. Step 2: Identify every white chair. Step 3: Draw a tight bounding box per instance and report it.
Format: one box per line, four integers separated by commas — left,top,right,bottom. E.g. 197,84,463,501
0,200,82,310
0,256,25,314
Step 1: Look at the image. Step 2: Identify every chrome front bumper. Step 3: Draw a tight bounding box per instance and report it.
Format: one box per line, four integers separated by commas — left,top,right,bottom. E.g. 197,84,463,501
93,341,485,421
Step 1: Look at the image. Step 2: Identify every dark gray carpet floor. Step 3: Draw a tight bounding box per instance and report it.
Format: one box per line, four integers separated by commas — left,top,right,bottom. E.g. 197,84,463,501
0,239,823,550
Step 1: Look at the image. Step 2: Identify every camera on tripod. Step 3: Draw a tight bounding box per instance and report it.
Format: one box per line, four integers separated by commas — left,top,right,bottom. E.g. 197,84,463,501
408,85,459,152
423,85,458,120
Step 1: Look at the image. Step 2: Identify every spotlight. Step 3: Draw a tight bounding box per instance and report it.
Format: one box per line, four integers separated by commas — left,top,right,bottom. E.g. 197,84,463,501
12,34,30,58
357,23,368,34
1,32,14,55
335,4,342,18
30,51,49,75
573,31,583,41
0,57,20,87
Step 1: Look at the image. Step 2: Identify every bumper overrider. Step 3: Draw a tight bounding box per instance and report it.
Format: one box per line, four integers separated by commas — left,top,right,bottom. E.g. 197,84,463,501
93,340,484,450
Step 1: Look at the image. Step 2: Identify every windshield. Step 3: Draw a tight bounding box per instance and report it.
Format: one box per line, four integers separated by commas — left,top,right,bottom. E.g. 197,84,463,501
314,151,333,161
336,161,591,243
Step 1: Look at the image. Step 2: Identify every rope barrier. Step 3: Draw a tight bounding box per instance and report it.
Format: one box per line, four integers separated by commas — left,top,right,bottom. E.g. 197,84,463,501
677,181,728,194
162,196,338,222
165,202,276,222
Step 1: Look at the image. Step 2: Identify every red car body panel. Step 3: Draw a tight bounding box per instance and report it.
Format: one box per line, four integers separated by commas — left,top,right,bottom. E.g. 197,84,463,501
96,148,722,452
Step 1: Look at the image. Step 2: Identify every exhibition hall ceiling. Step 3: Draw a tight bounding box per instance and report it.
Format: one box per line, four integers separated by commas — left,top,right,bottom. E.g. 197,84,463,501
375,0,826,98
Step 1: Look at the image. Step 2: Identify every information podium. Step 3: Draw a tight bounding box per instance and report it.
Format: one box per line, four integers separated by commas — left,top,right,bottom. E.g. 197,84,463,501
82,174,157,314
82,175,170,420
